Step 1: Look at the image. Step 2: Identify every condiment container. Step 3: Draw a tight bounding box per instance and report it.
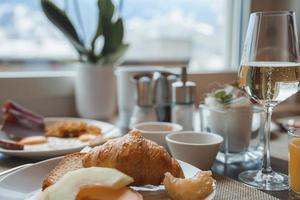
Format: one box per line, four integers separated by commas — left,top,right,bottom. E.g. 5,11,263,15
171,67,196,130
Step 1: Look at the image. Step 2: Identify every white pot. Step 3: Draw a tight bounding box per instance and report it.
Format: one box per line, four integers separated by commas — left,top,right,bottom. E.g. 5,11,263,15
200,104,253,153
75,63,116,120
208,106,252,153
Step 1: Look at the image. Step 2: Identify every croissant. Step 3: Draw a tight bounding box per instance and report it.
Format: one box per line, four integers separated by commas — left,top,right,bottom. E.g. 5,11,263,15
82,130,184,186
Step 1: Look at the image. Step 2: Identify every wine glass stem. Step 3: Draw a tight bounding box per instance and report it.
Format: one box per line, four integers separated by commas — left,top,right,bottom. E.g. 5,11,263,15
262,106,273,174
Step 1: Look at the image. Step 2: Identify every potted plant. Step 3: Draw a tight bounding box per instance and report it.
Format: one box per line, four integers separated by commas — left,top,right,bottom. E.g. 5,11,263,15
41,0,128,119
199,85,264,163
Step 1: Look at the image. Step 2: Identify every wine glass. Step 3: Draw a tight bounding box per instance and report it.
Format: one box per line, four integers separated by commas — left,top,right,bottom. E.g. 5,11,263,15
238,11,300,191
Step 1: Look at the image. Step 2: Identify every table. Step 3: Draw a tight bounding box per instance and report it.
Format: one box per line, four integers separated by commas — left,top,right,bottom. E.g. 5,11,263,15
212,129,291,200
213,158,289,199
0,129,292,200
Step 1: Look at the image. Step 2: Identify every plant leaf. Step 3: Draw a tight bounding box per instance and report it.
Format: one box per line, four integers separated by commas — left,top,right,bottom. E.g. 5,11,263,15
91,1,104,54
109,18,124,52
100,43,128,64
41,0,86,55
99,0,122,56
99,0,114,21
214,91,226,99
222,94,233,104
91,0,115,58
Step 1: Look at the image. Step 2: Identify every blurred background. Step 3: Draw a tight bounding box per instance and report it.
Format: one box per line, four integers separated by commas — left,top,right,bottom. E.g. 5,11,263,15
0,0,299,118
0,0,229,71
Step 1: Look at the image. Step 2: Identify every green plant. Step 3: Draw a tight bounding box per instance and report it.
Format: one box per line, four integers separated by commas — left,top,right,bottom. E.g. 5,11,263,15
214,90,233,105
41,0,128,64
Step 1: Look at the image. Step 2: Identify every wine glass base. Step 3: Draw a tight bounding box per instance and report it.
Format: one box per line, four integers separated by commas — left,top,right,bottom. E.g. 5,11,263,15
238,170,289,191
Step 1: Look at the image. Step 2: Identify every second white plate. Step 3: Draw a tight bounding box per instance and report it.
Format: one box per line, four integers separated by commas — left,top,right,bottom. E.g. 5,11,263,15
0,157,215,200
0,117,121,159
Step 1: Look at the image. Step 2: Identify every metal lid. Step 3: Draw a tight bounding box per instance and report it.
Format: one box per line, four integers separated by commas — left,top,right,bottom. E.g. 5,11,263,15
172,67,196,104
132,74,153,106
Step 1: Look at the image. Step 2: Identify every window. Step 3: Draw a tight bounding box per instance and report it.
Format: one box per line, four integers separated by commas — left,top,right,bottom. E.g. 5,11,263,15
122,0,227,71
0,0,249,71
0,0,77,61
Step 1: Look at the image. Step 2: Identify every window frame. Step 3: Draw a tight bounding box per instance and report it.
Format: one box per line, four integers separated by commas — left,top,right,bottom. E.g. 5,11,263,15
225,0,251,70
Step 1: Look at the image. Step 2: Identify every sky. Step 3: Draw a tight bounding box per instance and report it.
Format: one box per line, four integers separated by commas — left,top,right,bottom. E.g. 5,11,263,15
0,0,227,69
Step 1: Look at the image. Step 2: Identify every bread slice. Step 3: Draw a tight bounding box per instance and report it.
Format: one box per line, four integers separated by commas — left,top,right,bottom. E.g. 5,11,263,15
42,152,86,190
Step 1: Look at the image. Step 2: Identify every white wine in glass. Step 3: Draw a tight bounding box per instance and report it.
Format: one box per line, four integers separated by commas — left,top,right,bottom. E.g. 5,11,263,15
239,62,300,106
238,12,300,191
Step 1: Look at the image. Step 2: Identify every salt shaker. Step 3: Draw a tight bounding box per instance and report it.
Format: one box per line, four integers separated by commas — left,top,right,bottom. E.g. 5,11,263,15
129,74,157,128
171,67,196,130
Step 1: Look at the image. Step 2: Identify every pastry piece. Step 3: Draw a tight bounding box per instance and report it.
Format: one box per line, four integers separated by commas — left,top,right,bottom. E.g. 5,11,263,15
46,121,101,138
82,130,184,186
163,171,215,200
78,134,98,142
18,136,48,145
42,152,86,190
1,101,45,140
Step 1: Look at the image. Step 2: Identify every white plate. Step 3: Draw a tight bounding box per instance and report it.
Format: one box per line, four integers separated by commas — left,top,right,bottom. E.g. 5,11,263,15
0,117,121,159
0,157,216,200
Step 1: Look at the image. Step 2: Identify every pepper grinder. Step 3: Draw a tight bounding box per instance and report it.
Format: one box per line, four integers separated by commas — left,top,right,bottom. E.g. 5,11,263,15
171,67,196,130
153,72,178,122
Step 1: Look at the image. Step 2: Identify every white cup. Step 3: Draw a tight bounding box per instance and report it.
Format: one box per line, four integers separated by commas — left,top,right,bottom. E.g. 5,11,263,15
166,131,223,170
133,122,183,149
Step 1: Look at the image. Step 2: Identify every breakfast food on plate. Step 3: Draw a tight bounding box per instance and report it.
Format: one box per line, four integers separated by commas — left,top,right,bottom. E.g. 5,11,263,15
78,134,98,142
38,131,216,200
46,121,102,138
163,171,215,200
42,152,85,190
42,130,184,189
40,167,143,200
0,101,106,151
82,130,184,186
1,100,45,140
75,186,142,200
0,139,24,150
18,136,48,145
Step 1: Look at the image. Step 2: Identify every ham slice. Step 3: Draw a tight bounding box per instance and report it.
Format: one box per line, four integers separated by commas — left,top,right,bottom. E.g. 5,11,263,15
0,139,23,150
1,100,45,143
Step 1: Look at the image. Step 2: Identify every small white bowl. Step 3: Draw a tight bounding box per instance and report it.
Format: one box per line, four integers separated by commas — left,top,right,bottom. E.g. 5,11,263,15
166,131,223,170
133,122,183,149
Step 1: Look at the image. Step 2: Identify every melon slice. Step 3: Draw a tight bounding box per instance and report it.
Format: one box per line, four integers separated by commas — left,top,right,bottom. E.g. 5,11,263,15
44,167,134,200
76,186,143,200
